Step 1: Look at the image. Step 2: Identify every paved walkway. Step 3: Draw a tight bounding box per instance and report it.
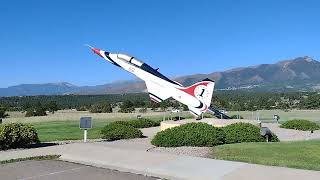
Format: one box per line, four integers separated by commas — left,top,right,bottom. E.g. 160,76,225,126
1,127,320,179
1,142,320,180
264,123,320,141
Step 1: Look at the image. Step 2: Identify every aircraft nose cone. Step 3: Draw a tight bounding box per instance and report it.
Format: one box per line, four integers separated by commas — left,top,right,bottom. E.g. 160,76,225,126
92,48,100,55
91,47,103,58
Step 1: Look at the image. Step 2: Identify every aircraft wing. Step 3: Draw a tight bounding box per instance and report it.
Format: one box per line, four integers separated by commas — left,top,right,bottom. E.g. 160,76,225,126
145,81,171,103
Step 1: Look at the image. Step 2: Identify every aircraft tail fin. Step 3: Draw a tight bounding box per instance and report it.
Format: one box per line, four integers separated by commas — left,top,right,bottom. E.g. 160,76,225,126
181,78,215,108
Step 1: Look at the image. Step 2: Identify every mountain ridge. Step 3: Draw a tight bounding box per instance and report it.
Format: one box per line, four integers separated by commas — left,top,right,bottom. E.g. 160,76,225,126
1,56,320,97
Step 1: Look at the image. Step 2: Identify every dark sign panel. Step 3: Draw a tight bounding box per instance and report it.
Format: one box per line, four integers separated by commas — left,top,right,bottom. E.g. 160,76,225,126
80,117,92,129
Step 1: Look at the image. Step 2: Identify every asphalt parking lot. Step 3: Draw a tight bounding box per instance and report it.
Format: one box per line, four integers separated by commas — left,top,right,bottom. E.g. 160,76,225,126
0,160,159,180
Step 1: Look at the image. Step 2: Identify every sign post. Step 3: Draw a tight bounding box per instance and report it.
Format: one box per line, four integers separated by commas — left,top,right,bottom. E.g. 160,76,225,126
80,117,92,143
84,129,87,142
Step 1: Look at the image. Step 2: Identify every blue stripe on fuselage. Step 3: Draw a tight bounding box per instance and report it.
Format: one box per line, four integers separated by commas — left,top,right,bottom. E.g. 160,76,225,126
140,63,181,86
105,52,121,67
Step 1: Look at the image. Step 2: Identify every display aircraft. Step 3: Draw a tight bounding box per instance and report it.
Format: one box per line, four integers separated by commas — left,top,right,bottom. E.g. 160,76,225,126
87,45,230,119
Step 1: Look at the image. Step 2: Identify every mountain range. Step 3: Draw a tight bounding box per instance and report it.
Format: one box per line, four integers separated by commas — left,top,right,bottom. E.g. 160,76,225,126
1,56,320,97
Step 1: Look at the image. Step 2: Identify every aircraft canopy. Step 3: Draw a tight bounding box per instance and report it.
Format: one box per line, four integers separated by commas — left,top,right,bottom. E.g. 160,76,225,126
117,54,143,66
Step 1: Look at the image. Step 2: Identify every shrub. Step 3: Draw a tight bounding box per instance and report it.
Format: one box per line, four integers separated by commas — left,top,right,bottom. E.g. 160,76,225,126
100,123,143,141
0,106,9,118
128,119,160,128
280,120,320,131
270,132,280,142
0,123,40,150
76,106,88,111
151,123,225,147
112,119,160,128
25,102,47,117
25,108,47,117
222,123,279,144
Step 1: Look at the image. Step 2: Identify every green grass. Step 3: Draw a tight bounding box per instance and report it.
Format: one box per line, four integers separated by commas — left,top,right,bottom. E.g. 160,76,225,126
33,121,106,142
211,140,320,171
228,110,320,123
0,155,61,164
33,117,164,142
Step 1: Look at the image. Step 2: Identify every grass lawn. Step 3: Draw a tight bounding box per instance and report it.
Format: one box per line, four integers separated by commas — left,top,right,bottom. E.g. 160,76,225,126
32,116,165,142
211,140,320,171
6,110,192,123
33,121,106,142
228,110,320,123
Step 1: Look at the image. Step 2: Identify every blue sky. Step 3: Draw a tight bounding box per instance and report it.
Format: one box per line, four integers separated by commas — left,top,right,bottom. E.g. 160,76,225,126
1,0,320,88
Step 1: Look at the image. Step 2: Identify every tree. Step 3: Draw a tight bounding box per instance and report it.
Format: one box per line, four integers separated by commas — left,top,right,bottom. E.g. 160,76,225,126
22,102,32,111
148,101,160,111
119,100,135,113
159,100,170,112
0,106,9,118
89,103,112,113
46,101,58,114
25,102,47,117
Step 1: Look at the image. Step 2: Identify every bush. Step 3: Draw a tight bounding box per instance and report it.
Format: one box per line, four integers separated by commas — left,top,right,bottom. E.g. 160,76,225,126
0,106,9,118
222,123,279,144
112,119,160,128
280,120,320,131
151,123,225,147
25,108,47,117
76,106,88,111
100,123,143,141
270,133,280,142
25,109,47,117
0,123,39,150
128,119,160,128
25,102,47,117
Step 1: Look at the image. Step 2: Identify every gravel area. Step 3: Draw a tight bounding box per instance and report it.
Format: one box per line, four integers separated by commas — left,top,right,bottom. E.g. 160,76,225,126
263,123,320,141
148,147,211,158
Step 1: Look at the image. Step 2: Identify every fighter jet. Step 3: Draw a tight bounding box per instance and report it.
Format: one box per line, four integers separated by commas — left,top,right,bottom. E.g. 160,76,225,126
88,46,230,119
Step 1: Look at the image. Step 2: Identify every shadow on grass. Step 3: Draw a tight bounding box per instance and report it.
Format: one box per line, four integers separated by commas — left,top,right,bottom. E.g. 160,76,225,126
0,143,59,152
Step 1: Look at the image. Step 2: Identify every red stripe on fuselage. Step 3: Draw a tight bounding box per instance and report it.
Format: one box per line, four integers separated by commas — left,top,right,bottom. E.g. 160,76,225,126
177,81,210,97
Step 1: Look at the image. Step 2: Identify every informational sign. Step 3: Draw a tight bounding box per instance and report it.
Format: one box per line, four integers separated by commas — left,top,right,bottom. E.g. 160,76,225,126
80,117,92,129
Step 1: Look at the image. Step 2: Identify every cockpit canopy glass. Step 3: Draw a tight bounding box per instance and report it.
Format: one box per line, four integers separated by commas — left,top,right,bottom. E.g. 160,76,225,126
117,54,131,61
117,53,143,66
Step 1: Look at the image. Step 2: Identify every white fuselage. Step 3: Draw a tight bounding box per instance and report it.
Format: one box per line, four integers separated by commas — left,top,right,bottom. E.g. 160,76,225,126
102,52,206,113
